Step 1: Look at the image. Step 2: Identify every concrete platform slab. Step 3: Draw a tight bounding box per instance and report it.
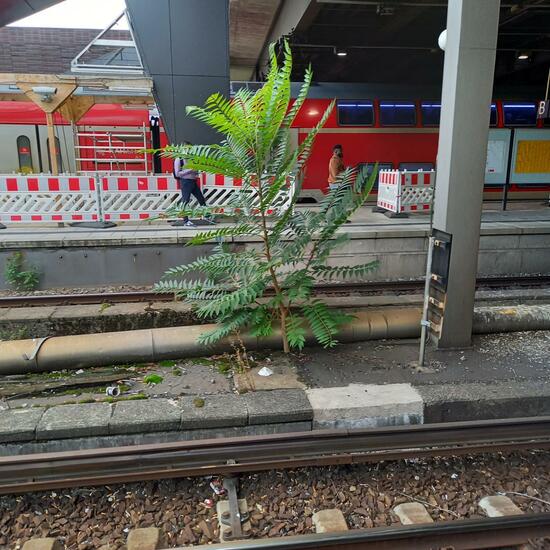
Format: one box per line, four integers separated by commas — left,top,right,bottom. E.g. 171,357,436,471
180,394,247,429
110,398,181,435
37,403,111,440
244,389,312,425
306,383,423,429
0,408,44,442
234,363,305,392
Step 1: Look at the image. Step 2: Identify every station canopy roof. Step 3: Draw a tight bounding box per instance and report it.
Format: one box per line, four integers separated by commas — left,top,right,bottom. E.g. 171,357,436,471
282,0,550,93
0,0,63,27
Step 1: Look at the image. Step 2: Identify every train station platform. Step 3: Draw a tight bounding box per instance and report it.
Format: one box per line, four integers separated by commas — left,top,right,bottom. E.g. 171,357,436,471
1,206,549,290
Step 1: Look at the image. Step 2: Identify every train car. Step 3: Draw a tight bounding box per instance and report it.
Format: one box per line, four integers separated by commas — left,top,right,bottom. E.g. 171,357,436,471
1,83,549,203
290,94,550,202
0,102,172,176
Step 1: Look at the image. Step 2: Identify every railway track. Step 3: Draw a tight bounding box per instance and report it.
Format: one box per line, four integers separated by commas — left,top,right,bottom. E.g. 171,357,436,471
2,275,549,308
200,514,550,549
1,416,549,494
3,417,550,549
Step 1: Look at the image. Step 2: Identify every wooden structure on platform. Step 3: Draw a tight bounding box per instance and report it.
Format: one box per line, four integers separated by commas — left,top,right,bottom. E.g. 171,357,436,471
0,73,154,175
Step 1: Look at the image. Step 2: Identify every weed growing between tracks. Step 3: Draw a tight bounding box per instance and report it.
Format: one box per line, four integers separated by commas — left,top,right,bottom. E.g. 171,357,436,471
1,450,549,549
4,252,40,292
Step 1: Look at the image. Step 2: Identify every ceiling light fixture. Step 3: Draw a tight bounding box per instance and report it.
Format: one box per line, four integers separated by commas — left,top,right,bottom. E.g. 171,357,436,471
335,47,347,57
377,4,395,16
517,52,530,60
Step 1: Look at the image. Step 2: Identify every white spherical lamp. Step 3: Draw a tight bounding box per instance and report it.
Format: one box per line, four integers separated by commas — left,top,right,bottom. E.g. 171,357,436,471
438,29,447,51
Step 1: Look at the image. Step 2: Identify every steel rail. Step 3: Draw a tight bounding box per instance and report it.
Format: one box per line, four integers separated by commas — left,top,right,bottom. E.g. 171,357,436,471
1,275,549,308
181,513,550,550
0,416,549,494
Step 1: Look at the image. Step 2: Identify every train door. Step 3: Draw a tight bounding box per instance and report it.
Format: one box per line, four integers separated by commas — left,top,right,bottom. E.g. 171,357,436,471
37,125,76,174
0,125,38,173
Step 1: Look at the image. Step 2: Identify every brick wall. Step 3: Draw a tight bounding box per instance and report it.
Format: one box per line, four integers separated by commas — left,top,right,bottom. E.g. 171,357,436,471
0,27,131,74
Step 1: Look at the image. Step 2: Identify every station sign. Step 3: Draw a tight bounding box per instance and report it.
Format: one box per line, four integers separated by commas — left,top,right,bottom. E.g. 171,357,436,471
538,99,549,119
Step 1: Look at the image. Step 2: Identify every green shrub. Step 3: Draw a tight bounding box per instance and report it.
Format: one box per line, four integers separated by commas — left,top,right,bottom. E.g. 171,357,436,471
4,252,40,291
156,41,378,352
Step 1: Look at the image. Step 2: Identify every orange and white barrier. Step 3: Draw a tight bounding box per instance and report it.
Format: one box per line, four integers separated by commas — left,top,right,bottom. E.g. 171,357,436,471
377,170,435,214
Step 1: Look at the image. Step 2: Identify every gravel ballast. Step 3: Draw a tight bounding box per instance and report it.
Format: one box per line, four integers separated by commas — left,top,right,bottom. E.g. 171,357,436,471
1,450,549,549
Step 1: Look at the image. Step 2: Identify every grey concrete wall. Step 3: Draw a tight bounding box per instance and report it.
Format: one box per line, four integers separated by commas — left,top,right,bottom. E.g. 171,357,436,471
1,231,549,290
126,0,230,144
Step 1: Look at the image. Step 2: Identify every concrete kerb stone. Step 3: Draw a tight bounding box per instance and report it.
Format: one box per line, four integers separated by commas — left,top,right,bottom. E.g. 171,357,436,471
419,380,550,423
37,403,111,440
244,389,313,425
312,509,349,533
22,539,63,550
109,398,181,435
0,408,44,443
0,422,314,455
306,383,423,429
479,495,523,517
393,502,434,524
1,306,57,322
180,394,247,429
127,527,164,550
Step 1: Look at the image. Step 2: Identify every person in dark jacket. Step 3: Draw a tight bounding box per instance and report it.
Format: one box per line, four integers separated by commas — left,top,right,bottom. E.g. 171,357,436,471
173,141,213,227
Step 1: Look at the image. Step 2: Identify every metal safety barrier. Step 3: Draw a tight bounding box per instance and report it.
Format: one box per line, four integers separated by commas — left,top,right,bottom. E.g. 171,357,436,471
0,174,294,225
378,169,435,214
0,176,100,223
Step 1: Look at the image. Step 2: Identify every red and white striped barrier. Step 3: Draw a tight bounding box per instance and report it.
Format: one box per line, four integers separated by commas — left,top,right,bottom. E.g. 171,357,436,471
377,170,435,214
0,173,294,224
0,176,100,223
101,176,178,221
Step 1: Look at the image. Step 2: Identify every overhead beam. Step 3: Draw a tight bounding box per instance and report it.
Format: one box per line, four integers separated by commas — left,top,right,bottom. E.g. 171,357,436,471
257,0,319,72
0,73,153,92
16,82,77,114
58,96,95,123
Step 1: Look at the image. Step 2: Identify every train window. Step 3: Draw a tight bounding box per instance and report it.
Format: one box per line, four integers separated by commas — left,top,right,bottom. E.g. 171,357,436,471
502,102,537,126
379,101,416,126
337,101,374,126
490,104,497,126
399,162,435,171
16,136,33,173
421,103,497,126
421,103,441,126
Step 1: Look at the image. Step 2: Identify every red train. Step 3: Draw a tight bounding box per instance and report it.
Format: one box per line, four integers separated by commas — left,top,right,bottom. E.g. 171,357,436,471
1,86,549,202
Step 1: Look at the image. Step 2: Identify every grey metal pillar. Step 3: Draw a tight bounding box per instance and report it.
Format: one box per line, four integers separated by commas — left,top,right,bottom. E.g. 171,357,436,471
432,0,500,348
125,0,230,145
